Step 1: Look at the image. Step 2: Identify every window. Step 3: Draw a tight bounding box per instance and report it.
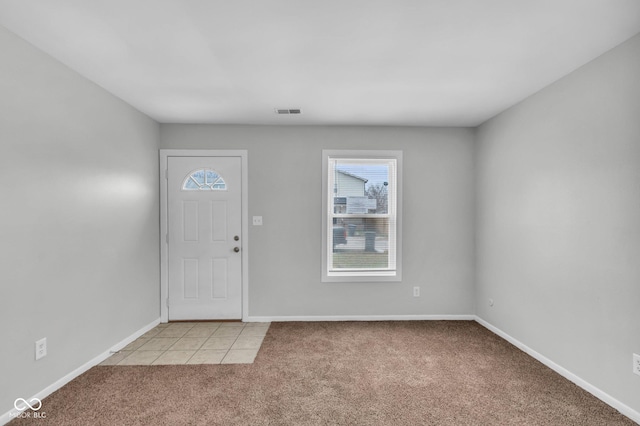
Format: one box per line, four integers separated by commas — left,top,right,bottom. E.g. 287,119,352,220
322,150,402,282
182,169,227,191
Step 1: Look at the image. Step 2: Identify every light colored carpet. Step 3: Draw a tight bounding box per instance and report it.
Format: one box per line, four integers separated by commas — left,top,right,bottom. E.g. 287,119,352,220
8,321,636,425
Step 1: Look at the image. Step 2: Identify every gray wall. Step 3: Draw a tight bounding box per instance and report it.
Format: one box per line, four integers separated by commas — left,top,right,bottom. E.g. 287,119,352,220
160,125,476,317
4,13,637,419
476,33,640,412
0,27,160,412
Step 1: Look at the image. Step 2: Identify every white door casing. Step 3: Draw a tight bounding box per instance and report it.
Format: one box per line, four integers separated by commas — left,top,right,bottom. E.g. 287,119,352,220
160,150,248,322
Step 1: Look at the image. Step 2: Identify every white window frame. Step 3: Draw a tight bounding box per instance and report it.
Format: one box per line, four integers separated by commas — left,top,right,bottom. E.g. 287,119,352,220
322,150,402,282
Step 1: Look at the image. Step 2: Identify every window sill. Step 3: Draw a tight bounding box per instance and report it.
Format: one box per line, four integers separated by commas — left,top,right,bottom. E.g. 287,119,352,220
322,271,401,283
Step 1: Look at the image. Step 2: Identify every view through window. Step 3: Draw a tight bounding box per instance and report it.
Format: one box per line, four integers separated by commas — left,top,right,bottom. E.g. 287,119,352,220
182,169,227,191
325,155,399,279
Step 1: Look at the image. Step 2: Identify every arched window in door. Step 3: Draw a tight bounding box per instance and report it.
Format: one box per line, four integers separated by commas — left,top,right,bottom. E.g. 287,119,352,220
182,169,227,191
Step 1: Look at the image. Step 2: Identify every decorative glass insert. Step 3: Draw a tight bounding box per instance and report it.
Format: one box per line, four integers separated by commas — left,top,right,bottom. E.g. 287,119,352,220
182,169,227,191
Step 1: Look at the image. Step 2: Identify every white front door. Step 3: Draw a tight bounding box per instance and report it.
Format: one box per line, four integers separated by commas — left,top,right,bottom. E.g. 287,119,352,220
167,156,242,320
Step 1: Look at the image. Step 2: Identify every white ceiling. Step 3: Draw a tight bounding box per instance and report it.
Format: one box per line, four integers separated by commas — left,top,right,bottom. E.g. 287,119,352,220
1,1,639,126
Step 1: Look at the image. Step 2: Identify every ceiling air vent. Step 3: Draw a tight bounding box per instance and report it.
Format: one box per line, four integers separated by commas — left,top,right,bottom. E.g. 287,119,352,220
275,108,302,115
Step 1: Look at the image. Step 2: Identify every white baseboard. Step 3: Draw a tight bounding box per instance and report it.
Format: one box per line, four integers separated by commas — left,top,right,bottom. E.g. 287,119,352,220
244,314,475,322
474,316,640,424
1,318,160,426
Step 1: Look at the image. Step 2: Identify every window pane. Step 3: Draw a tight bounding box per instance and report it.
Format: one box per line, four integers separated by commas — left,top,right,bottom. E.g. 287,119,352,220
333,162,389,214
331,217,391,270
184,177,201,190
183,169,227,191
192,170,206,185
205,170,220,185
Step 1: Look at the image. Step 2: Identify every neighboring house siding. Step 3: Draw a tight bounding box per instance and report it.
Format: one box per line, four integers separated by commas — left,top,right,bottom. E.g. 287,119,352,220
335,171,366,197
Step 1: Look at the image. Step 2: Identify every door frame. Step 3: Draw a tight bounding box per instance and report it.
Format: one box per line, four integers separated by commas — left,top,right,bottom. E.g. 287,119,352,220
159,149,249,323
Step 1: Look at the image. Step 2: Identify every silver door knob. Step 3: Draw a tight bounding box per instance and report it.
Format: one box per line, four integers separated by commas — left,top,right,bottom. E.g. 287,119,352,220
233,247,240,253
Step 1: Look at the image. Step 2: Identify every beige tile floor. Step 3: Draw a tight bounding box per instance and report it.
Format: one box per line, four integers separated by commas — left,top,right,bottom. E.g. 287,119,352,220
100,321,270,366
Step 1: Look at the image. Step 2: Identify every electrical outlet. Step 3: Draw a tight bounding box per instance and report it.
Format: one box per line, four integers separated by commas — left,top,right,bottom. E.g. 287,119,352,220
252,216,263,226
633,353,640,376
35,338,47,360
413,286,420,297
